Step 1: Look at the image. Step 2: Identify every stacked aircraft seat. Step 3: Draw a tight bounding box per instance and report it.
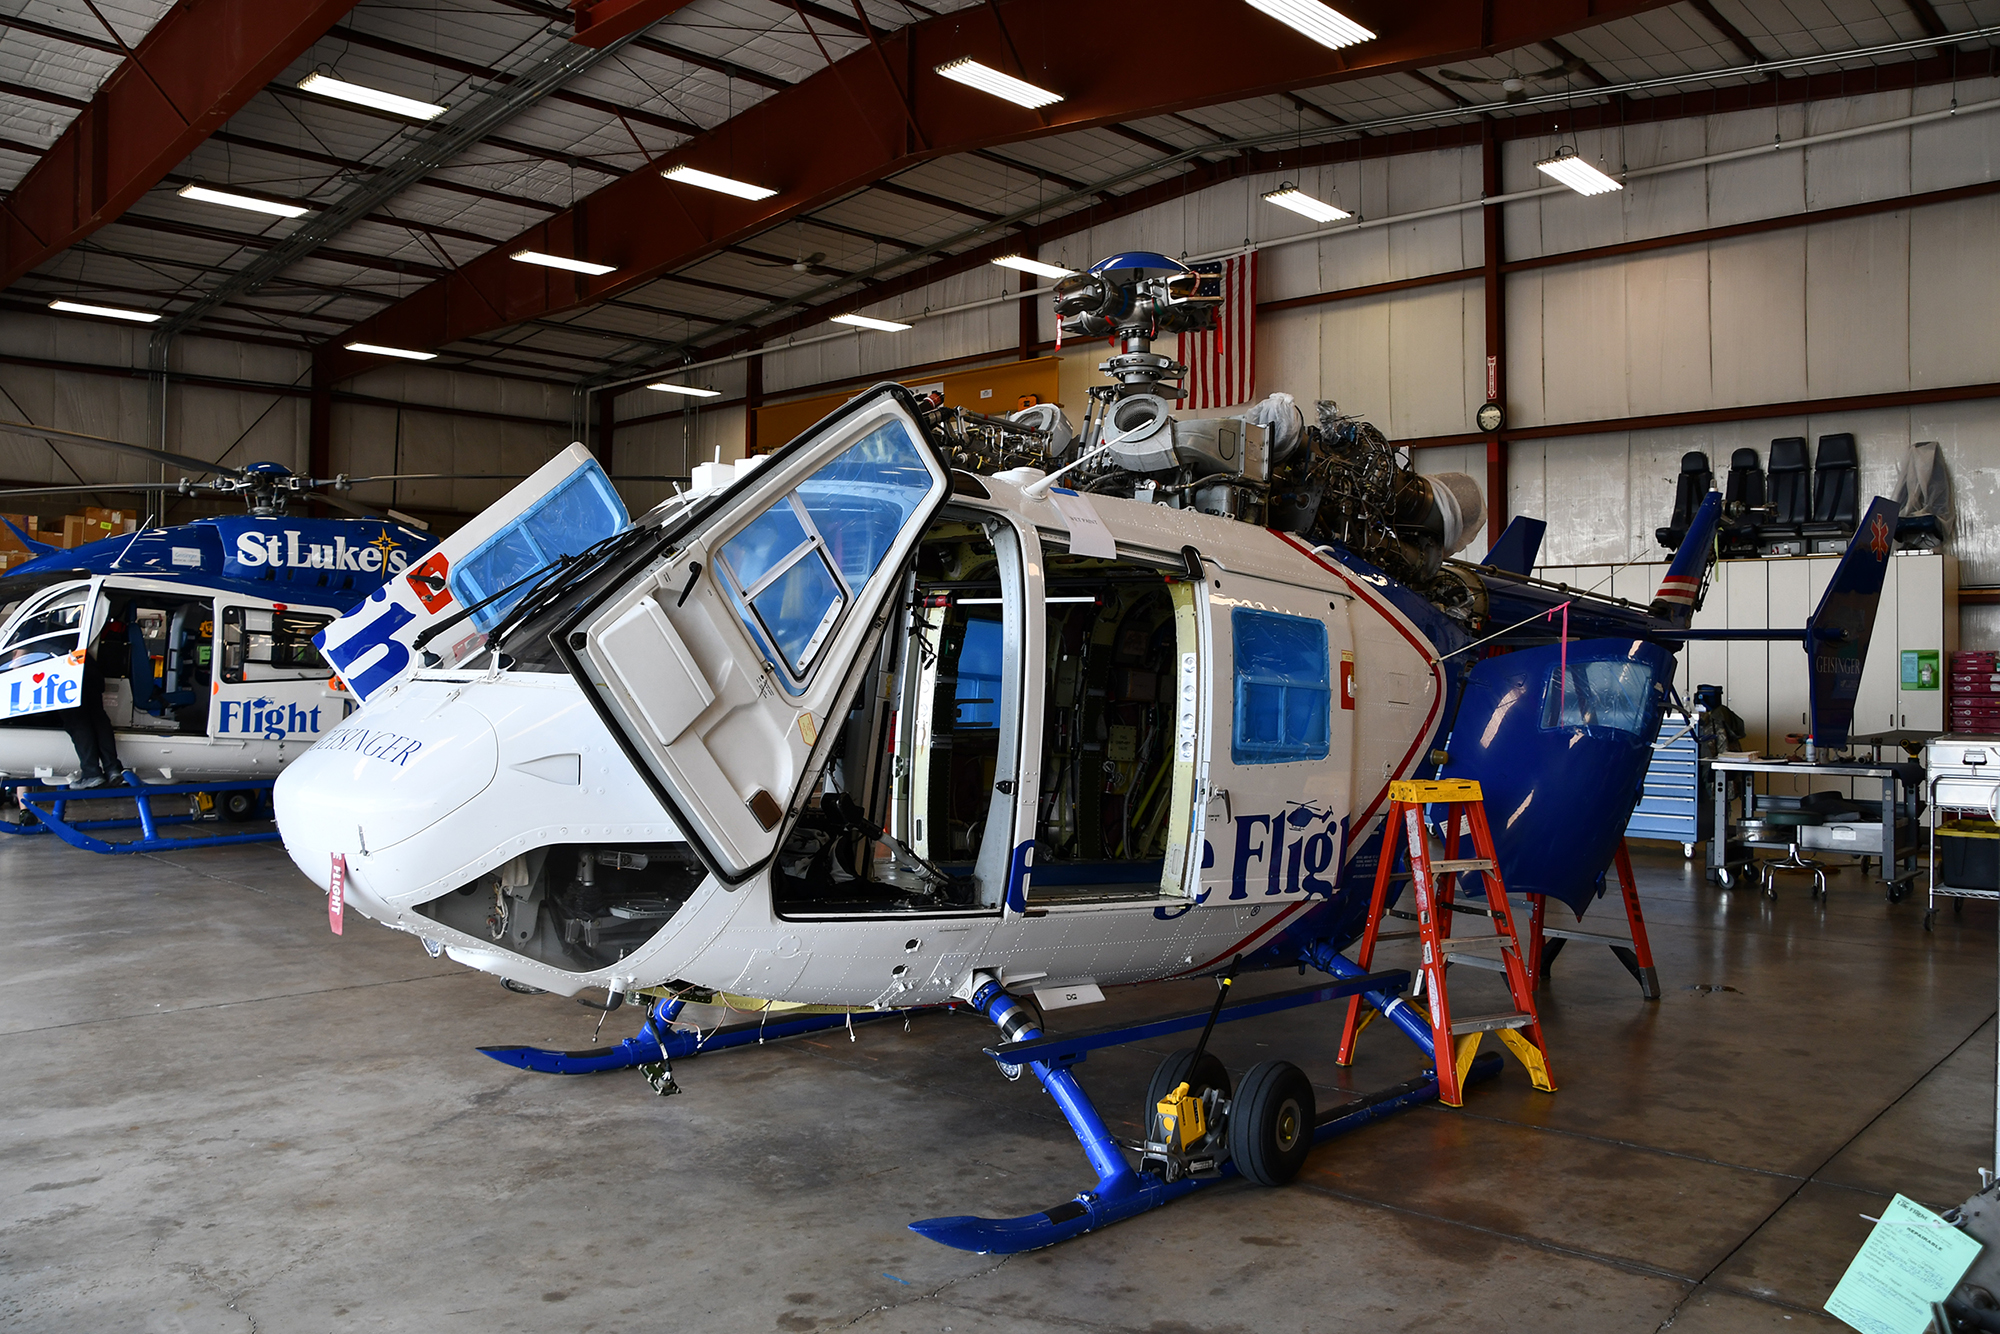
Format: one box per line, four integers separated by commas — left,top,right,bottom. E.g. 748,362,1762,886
1721,447,1765,556
1806,433,1859,552
1656,451,1713,551
1759,437,1812,554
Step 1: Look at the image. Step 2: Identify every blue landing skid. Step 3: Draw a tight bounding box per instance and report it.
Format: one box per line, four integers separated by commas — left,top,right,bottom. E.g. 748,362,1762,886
912,963,1499,1255
479,997,940,1074
5,772,278,853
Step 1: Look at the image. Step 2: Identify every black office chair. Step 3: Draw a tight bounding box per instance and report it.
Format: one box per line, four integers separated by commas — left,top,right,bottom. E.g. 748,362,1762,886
1806,433,1859,550
1721,447,1764,556
1758,437,1811,552
1656,450,1713,551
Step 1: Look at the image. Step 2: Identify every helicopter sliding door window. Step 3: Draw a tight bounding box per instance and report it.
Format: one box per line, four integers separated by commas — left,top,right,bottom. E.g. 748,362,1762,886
220,607,333,682
449,466,626,631
1231,609,1331,764
716,423,935,688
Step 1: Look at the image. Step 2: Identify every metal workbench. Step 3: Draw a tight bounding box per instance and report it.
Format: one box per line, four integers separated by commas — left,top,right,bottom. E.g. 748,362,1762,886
1709,756,1924,899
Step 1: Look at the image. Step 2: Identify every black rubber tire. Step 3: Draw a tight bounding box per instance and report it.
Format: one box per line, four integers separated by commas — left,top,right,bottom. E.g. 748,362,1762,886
1228,1060,1315,1187
221,790,258,823
1145,1048,1231,1135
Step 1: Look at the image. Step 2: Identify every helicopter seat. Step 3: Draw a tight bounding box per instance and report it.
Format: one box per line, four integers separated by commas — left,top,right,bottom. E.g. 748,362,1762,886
1654,451,1712,551
1758,437,1811,554
1720,448,1764,557
1805,433,1859,552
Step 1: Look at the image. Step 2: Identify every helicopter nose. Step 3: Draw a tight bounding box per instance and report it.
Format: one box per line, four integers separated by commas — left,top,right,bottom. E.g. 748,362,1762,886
274,687,499,863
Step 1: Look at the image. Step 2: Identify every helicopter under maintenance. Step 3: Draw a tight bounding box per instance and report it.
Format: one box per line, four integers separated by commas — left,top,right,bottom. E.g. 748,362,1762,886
0,425,624,798
272,251,1895,1251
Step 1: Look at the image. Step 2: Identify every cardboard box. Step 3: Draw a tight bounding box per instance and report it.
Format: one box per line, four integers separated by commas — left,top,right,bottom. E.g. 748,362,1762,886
0,514,36,554
63,513,121,548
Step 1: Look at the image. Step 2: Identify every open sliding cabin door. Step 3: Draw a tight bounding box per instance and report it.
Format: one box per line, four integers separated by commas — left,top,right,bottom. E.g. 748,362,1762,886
567,388,951,883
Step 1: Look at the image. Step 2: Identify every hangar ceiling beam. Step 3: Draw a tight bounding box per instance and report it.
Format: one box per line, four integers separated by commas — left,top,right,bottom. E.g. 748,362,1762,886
0,13,125,55
567,0,704,48
0,0,366,290
322,0,1681,381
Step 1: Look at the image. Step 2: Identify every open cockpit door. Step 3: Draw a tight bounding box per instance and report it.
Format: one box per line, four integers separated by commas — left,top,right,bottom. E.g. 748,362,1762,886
565,387,951,883
0,577,105,721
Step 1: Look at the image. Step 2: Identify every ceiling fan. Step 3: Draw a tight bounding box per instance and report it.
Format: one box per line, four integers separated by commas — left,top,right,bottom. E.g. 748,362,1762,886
747,250,827,272
1434,56,1588,104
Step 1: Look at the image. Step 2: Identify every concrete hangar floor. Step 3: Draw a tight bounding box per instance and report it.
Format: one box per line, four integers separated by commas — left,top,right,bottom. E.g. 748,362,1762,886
0,835,1988,1333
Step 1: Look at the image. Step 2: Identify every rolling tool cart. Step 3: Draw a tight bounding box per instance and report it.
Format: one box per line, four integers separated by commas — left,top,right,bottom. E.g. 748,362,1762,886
1925,736,2000,931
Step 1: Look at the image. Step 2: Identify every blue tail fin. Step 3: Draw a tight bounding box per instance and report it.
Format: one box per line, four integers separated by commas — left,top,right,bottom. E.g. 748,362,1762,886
1648,491,1722,626
1806,496,1900,749
1480,517,1546,575
3,518,57,558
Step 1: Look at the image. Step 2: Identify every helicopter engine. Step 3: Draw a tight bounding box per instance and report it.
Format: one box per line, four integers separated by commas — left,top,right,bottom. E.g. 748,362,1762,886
927,250,1485,591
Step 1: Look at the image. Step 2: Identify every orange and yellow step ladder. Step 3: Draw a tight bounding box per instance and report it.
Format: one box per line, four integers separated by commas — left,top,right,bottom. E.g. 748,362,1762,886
1335,778,1556,1108
1525,838,1661,1000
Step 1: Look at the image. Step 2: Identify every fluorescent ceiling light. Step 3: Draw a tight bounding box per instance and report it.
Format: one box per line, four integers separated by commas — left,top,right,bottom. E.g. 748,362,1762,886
297,71,447,121
48,299,160,323
645,382,721,397
176,183,308,219
1536,149,1623,196
344,342,437,361
511,249,617,276
935,58,1063,109
662,164,776,201
831,313,912,332
1243,0,1374,50
992,255,1075,280
1261,184,1351,223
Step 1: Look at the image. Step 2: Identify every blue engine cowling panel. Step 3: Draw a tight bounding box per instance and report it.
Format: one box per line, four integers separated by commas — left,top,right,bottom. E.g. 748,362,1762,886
1439,638,1672,913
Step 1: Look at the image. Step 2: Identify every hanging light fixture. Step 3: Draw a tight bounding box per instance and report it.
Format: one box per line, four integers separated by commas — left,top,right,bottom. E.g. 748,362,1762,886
1261,182,1350,223
645,382,721,397
992,255,1075,280
831,313,912,332
1535,146,1622,196
934,58,1063,109
177,183,309,219
297,71,447,121
1242,0,1374,51
48,299,160,323
662,165,777,201
511,250,617,276
344,342,437,361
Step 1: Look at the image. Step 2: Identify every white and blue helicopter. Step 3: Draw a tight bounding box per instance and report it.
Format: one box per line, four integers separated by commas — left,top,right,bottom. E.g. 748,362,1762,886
0,420,627,848
272,252,1896,1252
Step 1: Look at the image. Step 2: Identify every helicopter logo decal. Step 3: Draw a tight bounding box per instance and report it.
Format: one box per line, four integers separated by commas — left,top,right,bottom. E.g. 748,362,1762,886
231,526,410,574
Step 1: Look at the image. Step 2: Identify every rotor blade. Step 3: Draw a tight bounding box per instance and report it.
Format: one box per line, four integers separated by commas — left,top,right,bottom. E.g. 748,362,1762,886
312,490,392,521
0,482,203,498
329,472,531,484
0,419,240,477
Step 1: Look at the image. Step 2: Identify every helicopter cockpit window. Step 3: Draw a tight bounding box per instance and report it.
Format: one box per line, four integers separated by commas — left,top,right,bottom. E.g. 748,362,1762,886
717,419,933,688
0,584,88,670
1541,658,1658,735
772,512,1022,917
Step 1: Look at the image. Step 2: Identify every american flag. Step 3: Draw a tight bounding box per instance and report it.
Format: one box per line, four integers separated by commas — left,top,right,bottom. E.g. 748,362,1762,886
1177,251,1256,410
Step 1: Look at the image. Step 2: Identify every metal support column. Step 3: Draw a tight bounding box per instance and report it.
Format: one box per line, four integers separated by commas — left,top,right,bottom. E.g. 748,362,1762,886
745,353,763,456
308,354,333,510
1481,117,1509,538
144,330,170,526
597,386,618,476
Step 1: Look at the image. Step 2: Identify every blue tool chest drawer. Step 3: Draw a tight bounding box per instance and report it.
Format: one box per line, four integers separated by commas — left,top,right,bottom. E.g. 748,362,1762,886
1627,715,1705,849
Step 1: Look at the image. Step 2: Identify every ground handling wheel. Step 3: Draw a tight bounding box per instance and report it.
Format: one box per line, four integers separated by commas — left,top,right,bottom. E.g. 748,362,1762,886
1228,1060,1315,1187
1145,1048,1231,1125
221,789,260,823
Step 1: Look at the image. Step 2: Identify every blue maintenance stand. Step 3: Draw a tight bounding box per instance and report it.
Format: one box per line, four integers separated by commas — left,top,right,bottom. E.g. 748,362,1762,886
1,772,279,853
